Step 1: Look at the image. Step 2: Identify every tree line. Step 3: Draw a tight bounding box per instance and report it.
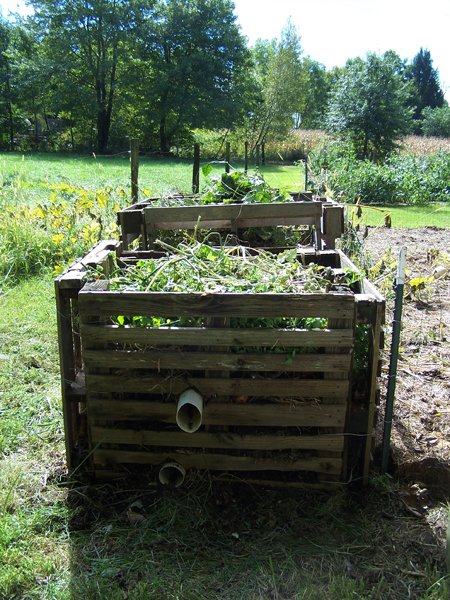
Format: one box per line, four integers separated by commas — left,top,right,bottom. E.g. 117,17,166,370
0,0,447,157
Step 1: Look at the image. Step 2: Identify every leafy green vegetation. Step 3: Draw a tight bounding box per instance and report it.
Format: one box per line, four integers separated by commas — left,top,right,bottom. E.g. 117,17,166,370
199,170,291,204
107,241,330,296
310,141,450,205
326,52,413,160
422,106,450,138
0,155,303,290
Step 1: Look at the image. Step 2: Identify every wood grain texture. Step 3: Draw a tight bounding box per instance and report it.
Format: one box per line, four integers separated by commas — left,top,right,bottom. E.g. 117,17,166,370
143,201,322,225
87,399,346,427
83,348,352,373
90,427,345,451
84,373,350,399
93,449,342,474
79,291,355,319
80,324,354,348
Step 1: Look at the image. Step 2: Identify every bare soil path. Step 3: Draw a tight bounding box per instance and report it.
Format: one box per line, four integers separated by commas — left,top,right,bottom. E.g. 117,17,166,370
364,227,450,498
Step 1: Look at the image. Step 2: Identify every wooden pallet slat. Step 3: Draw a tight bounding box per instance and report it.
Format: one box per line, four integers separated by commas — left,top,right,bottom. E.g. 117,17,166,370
83,348,352,373
143,201,323,225
80,324,355,348
87,399,347,427
93,449,342,475
78,291,355,320
90,427,345,452
84,373,350,399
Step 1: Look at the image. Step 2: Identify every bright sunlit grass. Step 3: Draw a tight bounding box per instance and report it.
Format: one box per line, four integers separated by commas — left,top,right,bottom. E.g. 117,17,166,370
347,203,450,228
0,152,303,201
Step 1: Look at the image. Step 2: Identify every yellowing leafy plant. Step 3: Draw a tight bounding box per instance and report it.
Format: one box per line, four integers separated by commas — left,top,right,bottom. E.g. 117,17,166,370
1,182,124,288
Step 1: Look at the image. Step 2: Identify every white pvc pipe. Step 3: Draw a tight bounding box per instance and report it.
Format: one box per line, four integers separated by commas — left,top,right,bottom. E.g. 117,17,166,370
158,462,186,487
176,389,203,433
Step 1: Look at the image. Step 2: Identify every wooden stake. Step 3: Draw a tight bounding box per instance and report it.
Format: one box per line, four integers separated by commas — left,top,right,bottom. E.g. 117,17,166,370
225,141,230,173
130,138,139,203
244,141,249,173
304,155,308,191
192,143,200,193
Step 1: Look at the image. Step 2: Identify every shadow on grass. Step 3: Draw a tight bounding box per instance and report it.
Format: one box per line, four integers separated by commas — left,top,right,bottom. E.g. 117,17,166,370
66,476,448,600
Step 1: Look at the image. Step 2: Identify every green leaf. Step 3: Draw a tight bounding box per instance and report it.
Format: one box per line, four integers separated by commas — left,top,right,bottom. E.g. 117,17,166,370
202,163,213,177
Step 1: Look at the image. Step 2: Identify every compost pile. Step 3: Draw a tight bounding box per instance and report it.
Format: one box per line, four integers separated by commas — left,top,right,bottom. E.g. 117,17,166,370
141,171,314,247
109,241,335,295
153,171,292,207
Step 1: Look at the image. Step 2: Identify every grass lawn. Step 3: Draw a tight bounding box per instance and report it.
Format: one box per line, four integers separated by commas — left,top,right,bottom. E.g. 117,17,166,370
0,151,449,598
347,203,450,229
2,151,448,227
0,152,304,200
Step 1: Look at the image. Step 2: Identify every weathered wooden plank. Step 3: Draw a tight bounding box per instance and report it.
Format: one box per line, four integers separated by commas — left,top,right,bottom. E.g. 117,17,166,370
363,302,384,483
93,449,342,474
324,313,354,481
87,399,346,427
90,427,345,451
150,217,318,230
143,202,322,226
80,324,354,348
83,348,352,373
322,205,344,250
78,291,355,319
57,240,119,289
85,373,350,399
54,282,78,470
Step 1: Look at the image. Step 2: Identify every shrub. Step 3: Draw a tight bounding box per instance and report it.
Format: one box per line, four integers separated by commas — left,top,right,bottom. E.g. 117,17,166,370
0,183,122,289
309,140,450,204
421,106,450,138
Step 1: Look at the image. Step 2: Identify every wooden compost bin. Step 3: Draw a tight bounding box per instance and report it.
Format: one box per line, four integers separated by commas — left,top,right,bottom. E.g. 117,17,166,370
117,194,344,252
55,241,384,490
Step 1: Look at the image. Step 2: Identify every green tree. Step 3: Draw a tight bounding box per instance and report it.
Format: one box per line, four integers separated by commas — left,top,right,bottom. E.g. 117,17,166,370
408,48,444,121
29,0,152,153
136,0,250,152
245,19,307,150
298,58,330,129
326,52,413,160
0,17,14,149
421,105,450,138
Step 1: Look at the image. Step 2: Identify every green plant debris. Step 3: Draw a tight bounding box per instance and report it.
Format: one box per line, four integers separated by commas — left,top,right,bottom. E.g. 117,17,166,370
153,169,292,207
107,241,331,295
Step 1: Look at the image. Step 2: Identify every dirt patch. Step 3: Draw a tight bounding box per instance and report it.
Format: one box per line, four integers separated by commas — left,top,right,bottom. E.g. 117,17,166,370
362,227,450,498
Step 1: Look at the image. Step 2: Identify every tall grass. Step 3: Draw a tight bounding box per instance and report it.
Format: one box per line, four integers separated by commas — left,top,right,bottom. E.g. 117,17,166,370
401,135,450,156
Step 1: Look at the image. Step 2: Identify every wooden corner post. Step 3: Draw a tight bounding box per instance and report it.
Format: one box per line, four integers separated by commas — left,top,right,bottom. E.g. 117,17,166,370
130,138,139,203
192,143,200,193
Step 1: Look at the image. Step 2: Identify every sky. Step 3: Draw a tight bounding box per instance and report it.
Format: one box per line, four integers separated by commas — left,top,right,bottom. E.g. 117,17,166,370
2,0,449,100
233,0,450,100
